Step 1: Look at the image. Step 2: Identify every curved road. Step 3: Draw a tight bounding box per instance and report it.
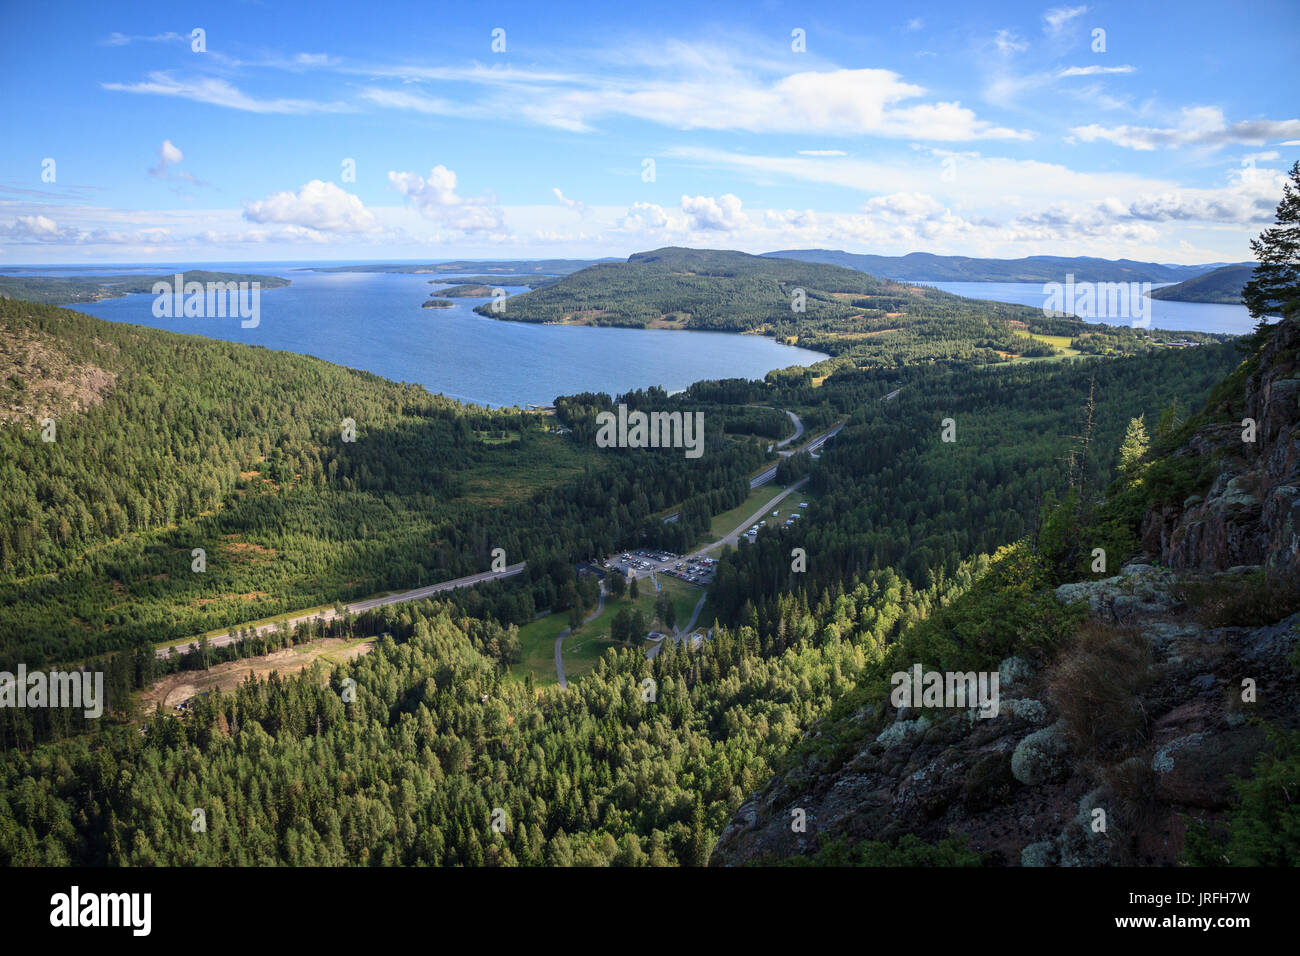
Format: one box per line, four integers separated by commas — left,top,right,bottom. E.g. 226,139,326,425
157,562,527,659
554,581,605,689
646,590,709,659
775,409,804,452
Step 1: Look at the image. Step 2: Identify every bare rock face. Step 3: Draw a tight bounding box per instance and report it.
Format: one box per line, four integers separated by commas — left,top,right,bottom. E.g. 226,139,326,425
710,569,1300,867
1144,318,1300,582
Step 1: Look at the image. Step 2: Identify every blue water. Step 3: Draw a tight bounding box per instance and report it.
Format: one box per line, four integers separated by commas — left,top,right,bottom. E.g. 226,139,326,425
59,265,829,408
923,281,1256,335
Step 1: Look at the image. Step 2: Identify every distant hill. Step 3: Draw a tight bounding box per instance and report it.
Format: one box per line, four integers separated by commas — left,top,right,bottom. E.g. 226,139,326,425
763,249,1243,284
1149,264,1254,304
475,246,1210,369
0,271,290,305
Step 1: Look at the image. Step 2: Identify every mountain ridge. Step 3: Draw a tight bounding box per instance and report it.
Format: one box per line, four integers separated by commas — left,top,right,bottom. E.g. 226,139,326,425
763,248,1250,284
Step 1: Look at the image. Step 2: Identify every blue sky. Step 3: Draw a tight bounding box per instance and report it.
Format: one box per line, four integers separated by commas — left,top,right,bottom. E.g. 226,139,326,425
2,0,1297,263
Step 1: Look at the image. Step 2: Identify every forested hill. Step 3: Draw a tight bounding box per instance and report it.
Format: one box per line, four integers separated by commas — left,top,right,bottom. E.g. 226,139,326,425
0,306,1245,865
476,246,1228,369
763,249,1243,284
1149,264,1254,304
0,271,290,305
0,297,804,668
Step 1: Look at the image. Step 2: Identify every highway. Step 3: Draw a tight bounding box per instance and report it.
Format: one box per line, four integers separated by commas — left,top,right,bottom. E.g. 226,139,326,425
156,562,527,659
750,420,843,487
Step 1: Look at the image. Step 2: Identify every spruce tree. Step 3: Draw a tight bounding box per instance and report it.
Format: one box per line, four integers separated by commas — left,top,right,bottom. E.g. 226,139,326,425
1243,160,1300,329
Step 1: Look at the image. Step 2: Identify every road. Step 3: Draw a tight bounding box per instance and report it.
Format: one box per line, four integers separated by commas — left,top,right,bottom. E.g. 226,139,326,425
666,409,803,511
554,581,605,689
646,590,709,659
775,409,805,448
691,476,810,560
750,420,843,488
805,423,843,455
157,562,527,659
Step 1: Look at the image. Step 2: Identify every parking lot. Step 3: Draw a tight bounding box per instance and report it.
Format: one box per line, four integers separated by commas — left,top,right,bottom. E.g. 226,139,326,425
602,549,717,586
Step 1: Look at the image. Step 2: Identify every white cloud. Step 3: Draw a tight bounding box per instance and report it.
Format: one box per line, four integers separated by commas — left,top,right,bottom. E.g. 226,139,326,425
1058,65,1135,77
100,31,186,47
680,194,747,231
242,180,376,232
8,215,63,239
862,192,947,218
1044,6,1088,36
552,187,590,216
362,61,1031,141
359,87,460,116
994,30,1028,55
387,166,505,234
620,202,670,231
1072,107,1300,150
147,139,204,186
798,149,847,156
765,208,820,230
102,72,351,114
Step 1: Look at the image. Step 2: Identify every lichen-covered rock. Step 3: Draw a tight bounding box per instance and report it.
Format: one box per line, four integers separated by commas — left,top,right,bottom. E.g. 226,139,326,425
1000,698,1049,725
998,655,1035,690
1021,840,1058,867
1011,721,1071,785
1054,565,1178,620
875,715,930,750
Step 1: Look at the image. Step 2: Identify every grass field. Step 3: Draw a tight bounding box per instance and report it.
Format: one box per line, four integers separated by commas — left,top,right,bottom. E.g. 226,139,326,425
1012,330,1081,361
511,611,572,686
705,483,789,541
564,576,701,681
509,574,703,686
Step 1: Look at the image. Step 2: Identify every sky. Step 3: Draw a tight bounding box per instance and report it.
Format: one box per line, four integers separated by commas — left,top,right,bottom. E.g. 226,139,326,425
1,0,1297,265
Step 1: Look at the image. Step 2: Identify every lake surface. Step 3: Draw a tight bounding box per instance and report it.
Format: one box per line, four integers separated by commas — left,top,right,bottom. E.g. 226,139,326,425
923,281,1256,335
57,265,828,408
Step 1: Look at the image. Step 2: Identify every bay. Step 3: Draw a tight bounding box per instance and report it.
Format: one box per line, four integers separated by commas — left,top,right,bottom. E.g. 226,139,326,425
922,280,1256,335
57,263,829,408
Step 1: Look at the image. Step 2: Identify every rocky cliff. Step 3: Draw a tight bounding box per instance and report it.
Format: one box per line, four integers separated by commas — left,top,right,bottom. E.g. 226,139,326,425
1143,317,1300,582
712,319,1300,867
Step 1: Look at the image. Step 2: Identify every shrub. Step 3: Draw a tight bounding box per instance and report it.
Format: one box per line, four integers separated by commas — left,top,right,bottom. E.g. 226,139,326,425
1174,570,1300,628
1045,620,1150,761
1183,727,1300,866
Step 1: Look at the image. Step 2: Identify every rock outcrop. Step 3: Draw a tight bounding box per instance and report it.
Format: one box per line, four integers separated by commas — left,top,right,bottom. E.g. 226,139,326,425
712,320,1300,867
1143,317,1300,582
711,566,1299,866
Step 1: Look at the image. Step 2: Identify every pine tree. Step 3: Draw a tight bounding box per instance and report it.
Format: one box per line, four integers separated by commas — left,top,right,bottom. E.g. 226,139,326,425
1243,160,1300,329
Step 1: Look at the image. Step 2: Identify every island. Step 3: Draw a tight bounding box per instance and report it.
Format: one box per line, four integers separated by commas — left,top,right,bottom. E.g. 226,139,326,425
0,271,291,305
